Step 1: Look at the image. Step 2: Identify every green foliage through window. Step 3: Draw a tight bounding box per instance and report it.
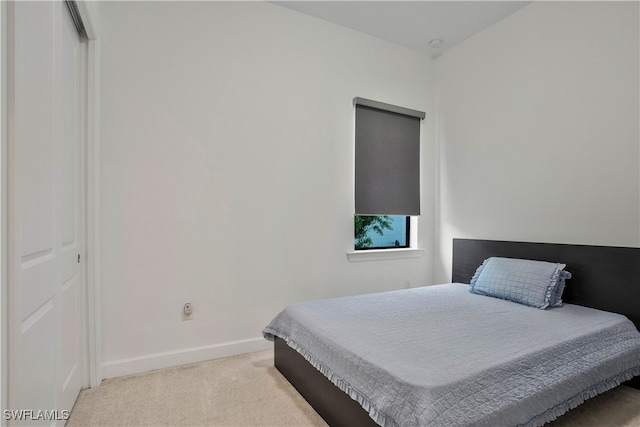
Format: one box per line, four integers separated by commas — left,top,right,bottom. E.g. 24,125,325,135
354,215,409,250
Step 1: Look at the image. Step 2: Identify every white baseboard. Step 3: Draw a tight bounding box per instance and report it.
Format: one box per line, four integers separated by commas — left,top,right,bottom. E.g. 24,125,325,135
100,337,272,381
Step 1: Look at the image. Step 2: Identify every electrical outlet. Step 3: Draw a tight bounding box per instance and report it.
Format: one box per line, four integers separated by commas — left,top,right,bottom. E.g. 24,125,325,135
183,302,193,320
405,279,411,289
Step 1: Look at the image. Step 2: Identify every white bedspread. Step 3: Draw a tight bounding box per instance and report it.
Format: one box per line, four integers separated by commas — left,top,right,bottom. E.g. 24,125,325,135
263,283,640,427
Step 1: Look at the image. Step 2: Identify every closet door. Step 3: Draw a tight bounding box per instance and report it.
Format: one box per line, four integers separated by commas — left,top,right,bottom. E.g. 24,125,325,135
10,0,83,422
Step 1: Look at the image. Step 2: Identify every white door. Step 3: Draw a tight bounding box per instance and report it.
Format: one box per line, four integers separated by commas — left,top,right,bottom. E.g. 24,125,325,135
9,1,84,423
56,1,84,414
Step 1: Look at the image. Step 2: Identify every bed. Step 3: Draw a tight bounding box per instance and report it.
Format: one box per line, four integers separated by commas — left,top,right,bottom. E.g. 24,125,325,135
262,239,640,426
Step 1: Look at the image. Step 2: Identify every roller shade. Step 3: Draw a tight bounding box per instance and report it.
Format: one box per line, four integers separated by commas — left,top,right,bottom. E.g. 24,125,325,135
354,98,424,216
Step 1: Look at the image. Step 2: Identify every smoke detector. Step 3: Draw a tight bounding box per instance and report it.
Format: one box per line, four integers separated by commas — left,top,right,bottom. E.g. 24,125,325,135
428,39,444,49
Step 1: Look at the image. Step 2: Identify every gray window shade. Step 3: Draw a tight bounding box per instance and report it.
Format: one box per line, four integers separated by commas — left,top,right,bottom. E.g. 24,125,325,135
355,98,424,216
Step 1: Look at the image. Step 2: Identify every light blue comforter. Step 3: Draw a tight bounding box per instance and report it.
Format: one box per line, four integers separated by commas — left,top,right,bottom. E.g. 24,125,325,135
263,283,640,427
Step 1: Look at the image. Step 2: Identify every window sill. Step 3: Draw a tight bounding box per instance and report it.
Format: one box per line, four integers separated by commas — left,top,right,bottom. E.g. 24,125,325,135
346,248,424,262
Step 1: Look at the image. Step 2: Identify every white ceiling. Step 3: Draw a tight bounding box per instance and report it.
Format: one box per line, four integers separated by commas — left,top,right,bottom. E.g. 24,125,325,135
272,1,533,57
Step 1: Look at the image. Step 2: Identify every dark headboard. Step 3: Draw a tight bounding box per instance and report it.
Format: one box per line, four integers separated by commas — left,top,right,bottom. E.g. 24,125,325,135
452,239,640,331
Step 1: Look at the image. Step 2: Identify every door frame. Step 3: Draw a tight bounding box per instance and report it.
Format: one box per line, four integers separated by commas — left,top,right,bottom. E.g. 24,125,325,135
75,0,102,390
0,1,102,418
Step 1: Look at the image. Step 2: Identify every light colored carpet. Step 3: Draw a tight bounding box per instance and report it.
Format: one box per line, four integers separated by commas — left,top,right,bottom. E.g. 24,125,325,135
68,350,640,427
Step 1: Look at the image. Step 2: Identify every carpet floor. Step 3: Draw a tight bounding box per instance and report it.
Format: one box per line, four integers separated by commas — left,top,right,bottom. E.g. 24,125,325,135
68,350,640,427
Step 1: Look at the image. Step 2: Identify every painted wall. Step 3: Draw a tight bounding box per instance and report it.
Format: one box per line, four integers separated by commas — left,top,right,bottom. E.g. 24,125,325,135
95,1,435,377
434,1,639,282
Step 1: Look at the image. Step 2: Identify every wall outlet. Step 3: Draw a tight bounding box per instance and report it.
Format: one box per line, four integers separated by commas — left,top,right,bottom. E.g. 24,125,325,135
405,279,411,289
183,302,193,320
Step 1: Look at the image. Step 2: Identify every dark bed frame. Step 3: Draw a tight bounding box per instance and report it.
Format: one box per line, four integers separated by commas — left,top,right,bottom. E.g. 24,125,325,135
274,239,640,427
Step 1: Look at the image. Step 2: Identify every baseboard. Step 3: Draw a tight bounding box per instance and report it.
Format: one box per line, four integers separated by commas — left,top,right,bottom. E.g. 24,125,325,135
100,337,272,381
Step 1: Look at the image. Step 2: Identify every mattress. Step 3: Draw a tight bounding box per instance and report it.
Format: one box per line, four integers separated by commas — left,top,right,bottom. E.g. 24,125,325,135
262,283,640,427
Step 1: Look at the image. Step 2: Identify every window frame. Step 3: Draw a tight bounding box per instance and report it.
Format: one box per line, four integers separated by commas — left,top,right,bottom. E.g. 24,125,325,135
349,97,425,261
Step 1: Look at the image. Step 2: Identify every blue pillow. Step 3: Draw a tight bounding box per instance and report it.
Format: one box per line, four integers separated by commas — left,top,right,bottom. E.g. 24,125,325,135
469,257,570,309
550,270,572,307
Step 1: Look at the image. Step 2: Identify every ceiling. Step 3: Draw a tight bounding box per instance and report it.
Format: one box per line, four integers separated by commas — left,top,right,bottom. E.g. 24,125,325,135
272,1,533,57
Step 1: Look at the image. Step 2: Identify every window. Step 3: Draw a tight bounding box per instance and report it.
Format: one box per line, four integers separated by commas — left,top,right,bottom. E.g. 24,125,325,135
354,215,409,250
353,97,424,251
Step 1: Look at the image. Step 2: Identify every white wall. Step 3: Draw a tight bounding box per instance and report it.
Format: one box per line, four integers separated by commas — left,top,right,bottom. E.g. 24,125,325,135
434,1,640,282
95,1,435,377
95,0,639,378
0,0,7,414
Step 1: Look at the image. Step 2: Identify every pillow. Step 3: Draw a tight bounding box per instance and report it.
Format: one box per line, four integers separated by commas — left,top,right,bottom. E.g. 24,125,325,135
550,270,572,307
469,257,570,309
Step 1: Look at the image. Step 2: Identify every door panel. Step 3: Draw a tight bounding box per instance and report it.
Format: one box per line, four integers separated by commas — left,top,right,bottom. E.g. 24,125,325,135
18,304,57,420
11,1,84,423
18,259,56,320
14,1,60,421
57,2,83,412
15,2,55,261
